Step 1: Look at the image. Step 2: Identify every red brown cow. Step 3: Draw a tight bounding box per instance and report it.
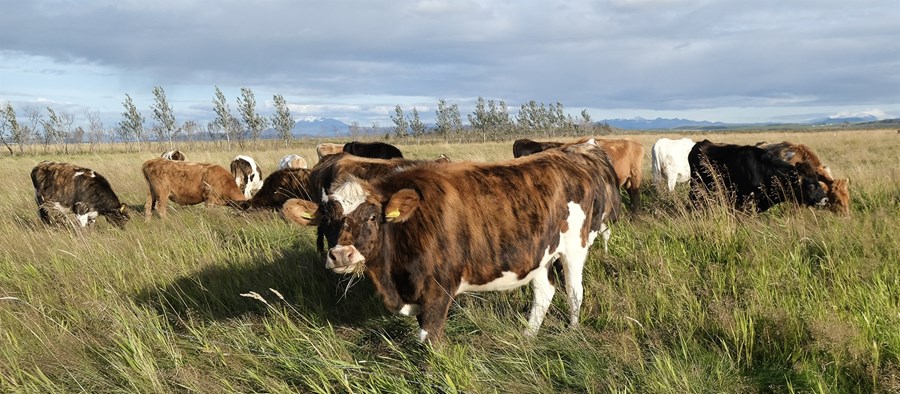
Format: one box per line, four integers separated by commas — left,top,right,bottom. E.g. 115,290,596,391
513,137,644,213
286,139,621,342
31,161,130,228
756,141,850,215
142,158,247,218
316,143,345,160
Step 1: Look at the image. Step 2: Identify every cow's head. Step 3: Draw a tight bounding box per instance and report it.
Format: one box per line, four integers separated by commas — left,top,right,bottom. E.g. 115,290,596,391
794,163,828,207
322,177,419,274
827,178,851,215
106,203,131,228
280,198,320,226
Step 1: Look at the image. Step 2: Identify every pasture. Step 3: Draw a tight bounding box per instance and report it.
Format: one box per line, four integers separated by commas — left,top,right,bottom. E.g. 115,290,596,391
1,130,898,393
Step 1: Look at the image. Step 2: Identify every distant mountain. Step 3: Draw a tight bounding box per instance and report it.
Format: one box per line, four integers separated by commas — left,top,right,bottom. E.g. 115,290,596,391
290,117,350,137
809,114,879,125
601,117,729,130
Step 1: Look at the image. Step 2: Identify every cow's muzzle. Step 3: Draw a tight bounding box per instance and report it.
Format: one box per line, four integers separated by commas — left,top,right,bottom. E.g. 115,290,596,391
326,245,365,274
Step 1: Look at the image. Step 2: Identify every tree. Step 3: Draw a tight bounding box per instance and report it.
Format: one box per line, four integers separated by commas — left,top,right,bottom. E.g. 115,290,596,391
408,107,426,142
213,86,242,148
85,109,105,152
468,96,489,142
0,102,14,155
271,94,294,147
42,107,65,151
238,87,267,146
435,99,463,138
390,105,409,140
1,102,29,154
22,104,42,150
181,120,199,148
150,86,177,148
119,94,145,149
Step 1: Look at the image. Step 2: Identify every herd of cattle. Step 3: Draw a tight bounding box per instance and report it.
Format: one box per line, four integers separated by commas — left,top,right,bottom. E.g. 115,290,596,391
29,137,850,342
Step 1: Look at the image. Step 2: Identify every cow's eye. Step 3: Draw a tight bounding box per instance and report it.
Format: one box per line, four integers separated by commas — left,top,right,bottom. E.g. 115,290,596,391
368,214,377,223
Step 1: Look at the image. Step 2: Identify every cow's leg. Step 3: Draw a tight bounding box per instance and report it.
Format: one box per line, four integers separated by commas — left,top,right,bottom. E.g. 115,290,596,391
561,252,586,330
157,190,169,219
415,292,453,343
628,185,641,213
525,266,556,337
667,174,677,192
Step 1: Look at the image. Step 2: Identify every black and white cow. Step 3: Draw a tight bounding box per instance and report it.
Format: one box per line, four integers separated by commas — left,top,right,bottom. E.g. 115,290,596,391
230,155,264,198
31,161,130,228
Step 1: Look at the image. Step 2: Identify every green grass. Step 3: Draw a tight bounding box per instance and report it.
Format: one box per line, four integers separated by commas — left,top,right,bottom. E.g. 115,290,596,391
1,130,898,392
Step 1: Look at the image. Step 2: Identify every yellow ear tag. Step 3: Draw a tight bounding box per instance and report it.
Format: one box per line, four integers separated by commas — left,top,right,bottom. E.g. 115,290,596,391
385,210,401,219
300,212,314,220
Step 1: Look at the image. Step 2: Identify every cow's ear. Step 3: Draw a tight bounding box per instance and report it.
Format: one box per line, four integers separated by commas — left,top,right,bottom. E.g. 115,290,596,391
384,189,419,223
282,198,319,226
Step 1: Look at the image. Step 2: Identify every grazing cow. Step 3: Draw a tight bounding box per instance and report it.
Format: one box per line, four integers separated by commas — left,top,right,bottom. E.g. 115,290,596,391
286,139,621,342
235,168,314,210
688,140,828,213
278,154,308,170
342,141,404,159
316,143,345,160
161,150,186,161
142,158,247,219
433,154,452,163
307,153,455,255
512,138,565,159
513,137,644,213
230,155,264,198
31,161,130,228
756,141,850,215
651,138,695,192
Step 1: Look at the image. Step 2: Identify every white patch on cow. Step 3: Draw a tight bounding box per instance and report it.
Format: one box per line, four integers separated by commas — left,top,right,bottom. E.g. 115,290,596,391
234,155,264,198
398,304,421,316
75,211,98,227
418,329,429,342
330,180,368,215
457,271,540,294
50,202,71,214
73,171,84,177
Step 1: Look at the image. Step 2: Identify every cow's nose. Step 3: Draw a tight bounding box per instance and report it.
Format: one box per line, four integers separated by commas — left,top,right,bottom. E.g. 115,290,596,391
329,246,355,266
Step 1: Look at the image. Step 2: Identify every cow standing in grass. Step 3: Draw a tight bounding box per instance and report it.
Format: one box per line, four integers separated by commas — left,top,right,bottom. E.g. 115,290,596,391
651,138,695,192
757,141,850,215
31,161,130,228
142,158,247,219
286,139,620,342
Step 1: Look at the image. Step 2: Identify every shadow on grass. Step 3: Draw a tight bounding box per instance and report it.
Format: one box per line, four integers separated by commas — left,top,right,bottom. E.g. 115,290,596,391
134,238,390,328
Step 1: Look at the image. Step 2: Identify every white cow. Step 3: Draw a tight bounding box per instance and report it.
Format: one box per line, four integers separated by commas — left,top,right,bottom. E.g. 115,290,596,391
651,138,695,192
277,154,308,170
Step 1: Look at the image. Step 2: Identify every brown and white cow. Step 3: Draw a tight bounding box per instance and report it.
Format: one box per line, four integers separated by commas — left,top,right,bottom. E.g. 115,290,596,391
161,150,186,161
286,139,621,342
756,141,850,215
316,143,345,160
278,154,308,170
142,158,247,219
513,137,644,213
31,161,130,228
231,155,263,199
235,168,314,211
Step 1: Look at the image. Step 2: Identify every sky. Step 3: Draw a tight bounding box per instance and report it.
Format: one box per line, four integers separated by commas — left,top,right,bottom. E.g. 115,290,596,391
1,0,899,129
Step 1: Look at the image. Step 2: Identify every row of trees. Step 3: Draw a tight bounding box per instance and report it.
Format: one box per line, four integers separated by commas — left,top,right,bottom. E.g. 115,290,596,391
388,97,610,143
2,89,612,155
1,86,294,155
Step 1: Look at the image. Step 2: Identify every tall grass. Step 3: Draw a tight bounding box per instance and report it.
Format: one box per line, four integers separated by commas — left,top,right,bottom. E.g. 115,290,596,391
1,130,897,392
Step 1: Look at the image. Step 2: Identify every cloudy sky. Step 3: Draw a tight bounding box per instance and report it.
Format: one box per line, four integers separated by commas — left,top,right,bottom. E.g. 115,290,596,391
1,0,898,128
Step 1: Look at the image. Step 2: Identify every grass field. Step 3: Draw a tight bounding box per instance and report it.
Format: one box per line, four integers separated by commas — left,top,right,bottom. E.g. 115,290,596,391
1,130,898,393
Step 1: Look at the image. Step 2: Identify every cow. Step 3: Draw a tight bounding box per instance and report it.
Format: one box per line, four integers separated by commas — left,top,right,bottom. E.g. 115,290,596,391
651,138,695,192
278,154,308,170
230,155,264,199
142,158,247,219
31,161,130,228
433,154,452,163
235,168,314,210
316,142,345,160
285,139,621,342
307,152,455,255
756,141,850,215
512,139,565,159
342,141,404,159
161,150,186,161
513,137,644,213
688,140,828,213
